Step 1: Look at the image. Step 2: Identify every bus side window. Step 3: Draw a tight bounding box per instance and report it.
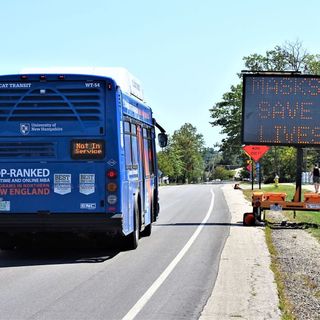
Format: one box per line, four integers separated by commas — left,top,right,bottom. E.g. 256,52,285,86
131,124,138,169
143,128,150,177
124,121,132,169
148,129,155,175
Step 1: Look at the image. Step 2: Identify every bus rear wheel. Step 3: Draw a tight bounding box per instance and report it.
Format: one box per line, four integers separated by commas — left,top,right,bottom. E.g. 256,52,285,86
141,200,154,237
141,222,152,237
124,205,140,250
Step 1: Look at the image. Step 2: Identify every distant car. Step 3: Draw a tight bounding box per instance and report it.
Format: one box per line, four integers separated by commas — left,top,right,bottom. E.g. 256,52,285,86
209,179,222,184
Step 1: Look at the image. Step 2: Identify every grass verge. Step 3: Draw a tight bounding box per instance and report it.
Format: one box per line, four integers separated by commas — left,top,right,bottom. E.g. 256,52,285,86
265,226,296,320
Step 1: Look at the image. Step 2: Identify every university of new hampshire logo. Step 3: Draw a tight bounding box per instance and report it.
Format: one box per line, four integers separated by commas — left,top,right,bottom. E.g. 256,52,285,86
20,123,30,135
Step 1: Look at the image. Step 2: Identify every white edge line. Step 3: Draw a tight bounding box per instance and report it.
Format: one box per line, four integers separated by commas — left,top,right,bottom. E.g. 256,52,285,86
122,189,215,320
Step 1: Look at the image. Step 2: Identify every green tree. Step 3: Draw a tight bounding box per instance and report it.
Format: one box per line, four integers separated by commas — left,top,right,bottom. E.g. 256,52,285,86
171,123,204,183
157,137,183,182
210,84,243,165
213,166,235,180
242,41,310,72
260,147,296,183
306,54,320,74
202,147,222,181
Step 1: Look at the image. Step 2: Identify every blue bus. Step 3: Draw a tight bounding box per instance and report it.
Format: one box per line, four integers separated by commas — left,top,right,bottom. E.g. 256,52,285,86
0,67,167,249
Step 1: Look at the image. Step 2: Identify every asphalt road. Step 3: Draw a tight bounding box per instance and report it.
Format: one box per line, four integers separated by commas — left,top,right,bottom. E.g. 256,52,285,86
0,184,231,320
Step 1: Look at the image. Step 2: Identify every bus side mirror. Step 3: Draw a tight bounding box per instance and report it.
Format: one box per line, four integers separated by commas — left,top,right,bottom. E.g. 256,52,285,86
158,133,168,148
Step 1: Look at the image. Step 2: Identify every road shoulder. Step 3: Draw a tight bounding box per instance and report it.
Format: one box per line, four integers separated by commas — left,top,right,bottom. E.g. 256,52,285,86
200,184,281,320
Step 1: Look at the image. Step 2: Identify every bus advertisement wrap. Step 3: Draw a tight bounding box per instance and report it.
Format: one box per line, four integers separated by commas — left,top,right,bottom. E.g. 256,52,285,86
0,163,104,213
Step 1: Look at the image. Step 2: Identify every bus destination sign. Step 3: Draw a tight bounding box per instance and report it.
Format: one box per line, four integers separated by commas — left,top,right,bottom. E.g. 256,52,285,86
71,140,105,160
242,74,320,146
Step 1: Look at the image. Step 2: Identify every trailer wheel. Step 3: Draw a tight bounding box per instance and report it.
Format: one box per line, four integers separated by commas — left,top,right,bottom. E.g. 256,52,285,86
243,212,256,226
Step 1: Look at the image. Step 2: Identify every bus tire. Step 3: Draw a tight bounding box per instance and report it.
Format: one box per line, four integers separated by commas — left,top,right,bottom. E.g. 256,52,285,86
125,205,140,250
141,219,152,237
154,190,160,220
141,223,152,237
141,199,154,237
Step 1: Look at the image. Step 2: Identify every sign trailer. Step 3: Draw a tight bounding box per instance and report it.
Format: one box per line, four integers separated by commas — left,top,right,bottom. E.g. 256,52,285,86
242,72,320,225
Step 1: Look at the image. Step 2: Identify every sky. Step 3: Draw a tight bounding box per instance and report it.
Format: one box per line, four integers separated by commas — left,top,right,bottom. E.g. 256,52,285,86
1,0,320,147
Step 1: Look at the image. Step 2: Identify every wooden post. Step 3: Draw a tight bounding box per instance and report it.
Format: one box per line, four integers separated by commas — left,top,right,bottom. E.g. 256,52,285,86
294,147,303,202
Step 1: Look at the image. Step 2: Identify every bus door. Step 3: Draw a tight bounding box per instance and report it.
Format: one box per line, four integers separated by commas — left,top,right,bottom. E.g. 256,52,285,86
136,126,146,224
141,127,154,225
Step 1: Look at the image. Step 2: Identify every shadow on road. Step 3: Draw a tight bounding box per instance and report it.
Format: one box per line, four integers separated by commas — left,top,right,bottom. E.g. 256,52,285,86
154,222,244,227
0,238,122,268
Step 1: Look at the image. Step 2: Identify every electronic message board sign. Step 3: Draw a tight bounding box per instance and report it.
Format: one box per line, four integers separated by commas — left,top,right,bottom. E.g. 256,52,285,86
242,74,320,146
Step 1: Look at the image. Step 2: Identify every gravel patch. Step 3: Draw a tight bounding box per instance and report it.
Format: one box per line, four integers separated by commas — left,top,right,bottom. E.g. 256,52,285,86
268,212,320,320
